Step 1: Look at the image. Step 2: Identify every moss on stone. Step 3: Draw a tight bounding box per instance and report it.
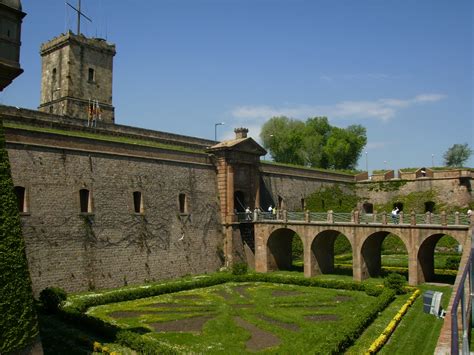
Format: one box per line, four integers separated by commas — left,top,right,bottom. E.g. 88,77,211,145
306,184,360,212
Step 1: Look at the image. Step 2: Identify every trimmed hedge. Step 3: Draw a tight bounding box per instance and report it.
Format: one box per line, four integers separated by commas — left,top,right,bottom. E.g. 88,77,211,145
59,272,392,353
0,120,39,353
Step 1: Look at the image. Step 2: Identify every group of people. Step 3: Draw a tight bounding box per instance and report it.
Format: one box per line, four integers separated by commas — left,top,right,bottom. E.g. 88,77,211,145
243,205,277,221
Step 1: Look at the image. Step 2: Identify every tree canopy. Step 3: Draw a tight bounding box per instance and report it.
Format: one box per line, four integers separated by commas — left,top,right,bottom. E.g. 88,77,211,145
260,116,367,170
443,143,472,167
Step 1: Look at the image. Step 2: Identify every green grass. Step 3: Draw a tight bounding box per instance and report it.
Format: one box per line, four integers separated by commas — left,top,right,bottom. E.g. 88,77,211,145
86,281,384,354
379,284,452,354
335,253,459,270
38,271,455,354
4,122,206,155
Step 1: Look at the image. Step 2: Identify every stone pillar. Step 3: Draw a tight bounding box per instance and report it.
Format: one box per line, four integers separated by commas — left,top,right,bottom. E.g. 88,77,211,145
410,210,416,225
399,211,404,224
426,212,431,224
226,164,235,223
373,210,378,223
441,211,447,226
283,210,288,223
305,210,310,223
254,225,268,273
455,211,460,225
327,210,334,223
382,212,387,225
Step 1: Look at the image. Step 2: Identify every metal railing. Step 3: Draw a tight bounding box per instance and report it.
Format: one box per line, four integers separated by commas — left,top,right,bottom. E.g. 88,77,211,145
450,230,473,354
235,210,471,226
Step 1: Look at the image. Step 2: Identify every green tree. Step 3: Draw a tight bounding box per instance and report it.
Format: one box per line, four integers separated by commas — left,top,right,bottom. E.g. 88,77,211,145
443,143,472,167
260,116,366,170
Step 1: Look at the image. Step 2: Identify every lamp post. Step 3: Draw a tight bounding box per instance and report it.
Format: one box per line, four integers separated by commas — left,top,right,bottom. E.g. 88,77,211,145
365,151,368,173
432,154,434,167
214,122,224,142
384,160,387,171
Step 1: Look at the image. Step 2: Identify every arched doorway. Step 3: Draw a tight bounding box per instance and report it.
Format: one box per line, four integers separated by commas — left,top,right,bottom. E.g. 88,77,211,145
266,228,301,271
361,231,408,278
310,230,352,276
363,202,373,214
418,233,460,283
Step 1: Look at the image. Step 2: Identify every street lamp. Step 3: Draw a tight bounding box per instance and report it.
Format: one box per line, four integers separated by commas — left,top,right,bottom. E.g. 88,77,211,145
214,122,225,142
365,151,368,173
384,160,387,171
431,154,434,167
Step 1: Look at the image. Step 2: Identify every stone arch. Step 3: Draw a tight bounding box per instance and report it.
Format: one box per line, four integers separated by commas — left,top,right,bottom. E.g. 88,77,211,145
363,202,373,214
266,227,301,271
424,201,436,213
417,233,461,283
309,230,352,276
360,231,409,278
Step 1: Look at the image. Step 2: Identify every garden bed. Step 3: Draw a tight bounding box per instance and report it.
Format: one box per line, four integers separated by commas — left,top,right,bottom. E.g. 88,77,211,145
59,273,395,353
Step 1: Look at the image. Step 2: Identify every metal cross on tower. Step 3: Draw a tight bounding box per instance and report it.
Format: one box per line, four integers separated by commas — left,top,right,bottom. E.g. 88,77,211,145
66,0,92,35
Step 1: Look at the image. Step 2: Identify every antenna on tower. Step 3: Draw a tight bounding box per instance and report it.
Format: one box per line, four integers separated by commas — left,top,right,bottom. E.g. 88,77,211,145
66,0,92,35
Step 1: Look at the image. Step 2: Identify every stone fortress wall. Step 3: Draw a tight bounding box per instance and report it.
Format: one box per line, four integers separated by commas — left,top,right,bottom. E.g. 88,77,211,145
2,104,472,295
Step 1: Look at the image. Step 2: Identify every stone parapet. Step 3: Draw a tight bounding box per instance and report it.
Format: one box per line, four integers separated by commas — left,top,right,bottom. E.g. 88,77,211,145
260,162,355,183
1,105,216,150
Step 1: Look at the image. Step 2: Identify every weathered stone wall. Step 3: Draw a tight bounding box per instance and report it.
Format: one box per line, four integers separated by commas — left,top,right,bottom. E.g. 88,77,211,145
357,178,473,210
259,162,355,210
39,32,116,122
7,143,223,295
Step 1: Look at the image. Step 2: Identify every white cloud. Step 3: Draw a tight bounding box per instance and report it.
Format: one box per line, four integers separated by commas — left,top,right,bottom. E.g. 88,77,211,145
231,93,446,122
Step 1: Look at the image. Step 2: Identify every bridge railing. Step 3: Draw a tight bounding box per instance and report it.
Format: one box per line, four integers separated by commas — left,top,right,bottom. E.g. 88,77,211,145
242,210,472,226
449,230,473,354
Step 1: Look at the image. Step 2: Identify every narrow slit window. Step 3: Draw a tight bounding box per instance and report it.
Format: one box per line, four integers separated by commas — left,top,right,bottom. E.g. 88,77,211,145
88,68,95,82
133,191,144,214
301,198,305,210
179,193,187,214
79,189,91,213
14,186,26,213
52,68,57,82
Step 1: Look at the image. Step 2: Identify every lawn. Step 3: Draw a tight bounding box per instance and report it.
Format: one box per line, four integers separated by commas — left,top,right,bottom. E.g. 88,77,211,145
86,281,386,354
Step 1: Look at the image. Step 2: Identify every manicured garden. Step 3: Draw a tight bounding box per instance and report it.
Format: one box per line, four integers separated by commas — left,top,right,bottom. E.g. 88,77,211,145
36,267,456,354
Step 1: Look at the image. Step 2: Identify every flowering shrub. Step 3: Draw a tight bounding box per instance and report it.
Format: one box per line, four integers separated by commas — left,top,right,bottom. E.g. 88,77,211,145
366,289,420,354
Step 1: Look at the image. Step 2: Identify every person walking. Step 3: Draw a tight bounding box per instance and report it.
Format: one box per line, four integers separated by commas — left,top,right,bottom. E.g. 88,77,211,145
391,207,399,224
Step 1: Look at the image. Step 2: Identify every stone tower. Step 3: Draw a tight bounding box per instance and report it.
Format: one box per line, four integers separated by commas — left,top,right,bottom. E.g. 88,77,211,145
38,31,116,123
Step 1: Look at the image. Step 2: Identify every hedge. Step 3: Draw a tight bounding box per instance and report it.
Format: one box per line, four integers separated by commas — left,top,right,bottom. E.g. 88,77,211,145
58,272,392,353
0,120,39,353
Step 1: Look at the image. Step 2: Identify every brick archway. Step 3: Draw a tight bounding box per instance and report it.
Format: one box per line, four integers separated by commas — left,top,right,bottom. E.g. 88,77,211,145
307,230,352,276
359,231,409,279
266,227,300,271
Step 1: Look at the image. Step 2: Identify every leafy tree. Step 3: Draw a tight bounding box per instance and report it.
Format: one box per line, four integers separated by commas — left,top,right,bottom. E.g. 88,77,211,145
260,116,367,170
443,143,472,167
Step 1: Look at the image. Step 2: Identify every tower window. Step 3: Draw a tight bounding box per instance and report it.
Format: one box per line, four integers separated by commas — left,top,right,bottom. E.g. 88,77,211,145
79,189,92,213
179,193,188,214
88,68,95,82
133,191,144,214
14,186,27,213
52,68,57,82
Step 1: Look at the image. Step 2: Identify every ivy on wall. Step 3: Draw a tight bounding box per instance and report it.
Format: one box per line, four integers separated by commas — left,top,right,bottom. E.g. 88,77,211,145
306,184,359,213
373,190,447,214
0,120,39,353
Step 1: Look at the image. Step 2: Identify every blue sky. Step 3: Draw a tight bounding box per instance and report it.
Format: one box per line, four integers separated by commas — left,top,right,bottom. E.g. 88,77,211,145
2,0,473,172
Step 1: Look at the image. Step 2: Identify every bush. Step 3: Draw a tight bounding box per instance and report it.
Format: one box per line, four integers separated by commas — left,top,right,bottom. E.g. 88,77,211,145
232,262,248,275
40,287,67,313
383,273,407,294
445,256,461,270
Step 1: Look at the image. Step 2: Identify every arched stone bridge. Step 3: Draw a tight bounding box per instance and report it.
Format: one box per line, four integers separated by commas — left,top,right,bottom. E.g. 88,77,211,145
252,217,472,286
